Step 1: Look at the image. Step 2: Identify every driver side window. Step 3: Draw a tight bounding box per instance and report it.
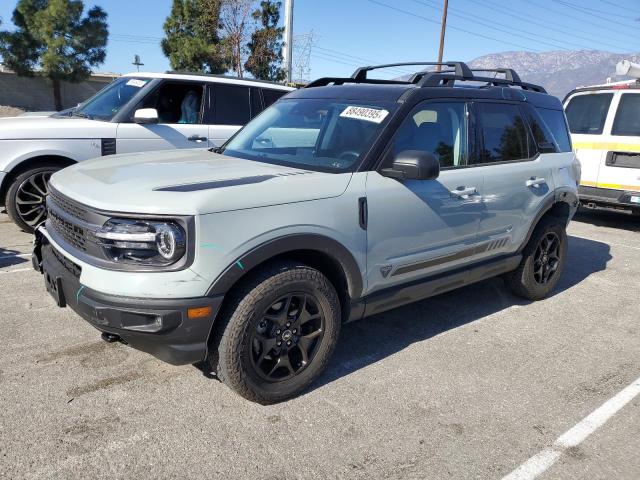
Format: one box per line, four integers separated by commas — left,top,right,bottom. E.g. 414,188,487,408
386,101,468,169
136,81,205,124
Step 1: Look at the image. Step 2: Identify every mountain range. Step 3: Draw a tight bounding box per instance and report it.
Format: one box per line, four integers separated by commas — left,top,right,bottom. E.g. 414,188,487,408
468,50,640,99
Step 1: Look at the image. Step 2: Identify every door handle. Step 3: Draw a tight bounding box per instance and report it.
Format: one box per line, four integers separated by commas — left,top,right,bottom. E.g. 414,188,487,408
188,135,208,143
450,186,478,198
526,177,546,188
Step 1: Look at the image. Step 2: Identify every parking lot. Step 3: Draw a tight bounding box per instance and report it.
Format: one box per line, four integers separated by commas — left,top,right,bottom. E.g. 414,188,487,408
0,209,638,479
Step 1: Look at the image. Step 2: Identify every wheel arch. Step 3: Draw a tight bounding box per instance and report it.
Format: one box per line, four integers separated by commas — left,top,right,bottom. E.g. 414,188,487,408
517,193,575,254
206,234,364,322
1,154,76,206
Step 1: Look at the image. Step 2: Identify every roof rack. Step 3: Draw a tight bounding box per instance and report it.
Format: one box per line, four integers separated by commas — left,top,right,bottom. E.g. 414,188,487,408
305,61,546,93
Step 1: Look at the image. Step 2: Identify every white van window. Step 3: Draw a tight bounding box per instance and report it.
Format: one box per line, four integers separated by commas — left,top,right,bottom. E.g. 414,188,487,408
565,93,613,135
612,94,640,137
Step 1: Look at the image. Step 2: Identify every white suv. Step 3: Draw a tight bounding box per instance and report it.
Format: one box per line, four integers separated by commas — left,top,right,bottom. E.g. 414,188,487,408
0,72,293,232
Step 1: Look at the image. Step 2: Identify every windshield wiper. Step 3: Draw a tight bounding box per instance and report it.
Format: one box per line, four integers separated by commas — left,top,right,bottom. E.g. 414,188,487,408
71,111,92,119
210,146,224,154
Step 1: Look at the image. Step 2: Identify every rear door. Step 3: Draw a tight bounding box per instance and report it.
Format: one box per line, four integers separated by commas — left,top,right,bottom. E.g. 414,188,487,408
596,92,640,194
365,99,485,294
564,91,614,191
116,80,211,153
473,101,555,256
205,83,252,146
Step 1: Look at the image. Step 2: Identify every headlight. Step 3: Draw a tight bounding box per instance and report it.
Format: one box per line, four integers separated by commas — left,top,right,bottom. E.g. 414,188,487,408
96,218,186,266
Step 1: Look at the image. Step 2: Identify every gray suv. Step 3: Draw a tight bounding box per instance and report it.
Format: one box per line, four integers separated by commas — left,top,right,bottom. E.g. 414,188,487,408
33,61,580,403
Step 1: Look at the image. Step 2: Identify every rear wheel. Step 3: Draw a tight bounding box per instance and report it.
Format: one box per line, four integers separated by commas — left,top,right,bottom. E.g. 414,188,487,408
506,216,567,300
5,164,60,233
214,262,341,404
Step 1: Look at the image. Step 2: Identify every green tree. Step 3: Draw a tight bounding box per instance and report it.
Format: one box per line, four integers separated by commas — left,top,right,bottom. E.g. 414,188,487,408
0,0,108,111
244,0,284,81
161,0,228,74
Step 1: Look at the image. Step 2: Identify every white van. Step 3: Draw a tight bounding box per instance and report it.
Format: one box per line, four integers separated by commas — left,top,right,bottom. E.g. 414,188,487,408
0,72,294,232
564,61,640,215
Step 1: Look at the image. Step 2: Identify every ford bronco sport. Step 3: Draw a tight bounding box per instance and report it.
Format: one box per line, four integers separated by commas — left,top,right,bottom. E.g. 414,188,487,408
33,62,580,403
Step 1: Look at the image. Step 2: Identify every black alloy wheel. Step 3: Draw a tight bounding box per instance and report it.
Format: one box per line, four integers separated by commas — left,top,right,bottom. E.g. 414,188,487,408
250,293,325,381
14,171,52,229
532,232,561,285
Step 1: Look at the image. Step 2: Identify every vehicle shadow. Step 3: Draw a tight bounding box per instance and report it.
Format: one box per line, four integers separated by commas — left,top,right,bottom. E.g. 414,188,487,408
0,246,28,268
573,208,640,232
309,234,612,392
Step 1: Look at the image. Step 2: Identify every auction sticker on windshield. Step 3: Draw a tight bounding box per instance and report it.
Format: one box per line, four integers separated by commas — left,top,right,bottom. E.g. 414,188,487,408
340,106,389,124
126,79,148,88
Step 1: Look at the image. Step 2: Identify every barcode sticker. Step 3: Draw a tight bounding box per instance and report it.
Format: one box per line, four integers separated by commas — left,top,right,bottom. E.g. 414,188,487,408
340,106,389,124
126,79,147,88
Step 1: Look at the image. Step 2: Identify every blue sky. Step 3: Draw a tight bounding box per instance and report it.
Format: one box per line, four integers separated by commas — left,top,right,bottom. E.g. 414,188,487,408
1,0,639,78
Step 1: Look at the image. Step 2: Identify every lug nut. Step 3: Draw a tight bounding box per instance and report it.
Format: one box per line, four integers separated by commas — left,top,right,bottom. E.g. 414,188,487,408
287,341,292,346
292,329,297,334
276,329,281,334
286,322,291,327
277,341,282,346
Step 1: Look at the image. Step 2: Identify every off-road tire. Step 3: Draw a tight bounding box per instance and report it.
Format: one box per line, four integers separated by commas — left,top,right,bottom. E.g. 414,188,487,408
6,163,61,233
214,261,341,404
506,216,567,300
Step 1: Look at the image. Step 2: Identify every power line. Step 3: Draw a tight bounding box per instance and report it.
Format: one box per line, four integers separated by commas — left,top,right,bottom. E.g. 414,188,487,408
553,0,637,20
461,0,632,52
411,0,580,51
599,0,640,14
551,0,640,33
366,0,544,52
518,0,639,44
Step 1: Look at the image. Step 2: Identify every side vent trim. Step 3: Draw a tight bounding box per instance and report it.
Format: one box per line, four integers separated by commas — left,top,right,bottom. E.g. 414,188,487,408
101,138,116,156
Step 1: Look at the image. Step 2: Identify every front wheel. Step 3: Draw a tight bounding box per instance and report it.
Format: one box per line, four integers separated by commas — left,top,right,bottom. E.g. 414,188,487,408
506,216,567,300
214,262,341,404
5,164,60,233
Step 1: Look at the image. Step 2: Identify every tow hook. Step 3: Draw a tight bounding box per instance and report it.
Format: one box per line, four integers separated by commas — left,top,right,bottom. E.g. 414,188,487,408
101,332,121,343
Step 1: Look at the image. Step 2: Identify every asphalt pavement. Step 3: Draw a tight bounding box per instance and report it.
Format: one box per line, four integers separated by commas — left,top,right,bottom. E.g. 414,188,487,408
0,209,638,479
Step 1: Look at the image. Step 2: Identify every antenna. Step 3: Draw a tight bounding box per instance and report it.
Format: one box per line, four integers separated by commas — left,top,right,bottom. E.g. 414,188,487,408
132,55,144,72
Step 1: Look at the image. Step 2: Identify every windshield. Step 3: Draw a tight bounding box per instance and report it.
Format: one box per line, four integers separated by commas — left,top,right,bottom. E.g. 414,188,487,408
221,98,395,172
74,77,151,121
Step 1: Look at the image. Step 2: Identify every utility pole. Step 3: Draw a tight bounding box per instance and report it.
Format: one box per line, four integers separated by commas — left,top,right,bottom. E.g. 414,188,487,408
132,55,144,72
436,0,449,72
282,0,294,83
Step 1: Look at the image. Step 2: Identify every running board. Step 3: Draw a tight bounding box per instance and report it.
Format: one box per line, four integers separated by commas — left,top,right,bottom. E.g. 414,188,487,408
349,254,522,321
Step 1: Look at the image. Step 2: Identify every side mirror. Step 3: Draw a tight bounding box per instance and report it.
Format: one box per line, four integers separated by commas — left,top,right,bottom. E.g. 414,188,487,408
380,150,440,180
134,108,159,124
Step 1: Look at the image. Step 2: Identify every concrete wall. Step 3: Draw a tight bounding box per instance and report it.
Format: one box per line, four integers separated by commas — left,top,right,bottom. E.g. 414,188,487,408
0,71,118,111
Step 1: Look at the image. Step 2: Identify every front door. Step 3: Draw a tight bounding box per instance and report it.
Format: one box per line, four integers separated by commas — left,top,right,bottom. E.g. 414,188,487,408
366,100,485,294
116,80,211,154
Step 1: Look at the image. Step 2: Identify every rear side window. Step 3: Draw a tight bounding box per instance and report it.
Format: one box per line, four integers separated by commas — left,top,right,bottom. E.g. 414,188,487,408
537,108,572,152
565,93,613,135
263,89,288,108
476,103,530,164
612,94,640,136
213,84,251,125
250,88,263,118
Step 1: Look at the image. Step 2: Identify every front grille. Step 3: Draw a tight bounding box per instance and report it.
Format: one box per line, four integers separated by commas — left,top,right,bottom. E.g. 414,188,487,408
49,189,90,222
48,208,87,251
49,244,81,279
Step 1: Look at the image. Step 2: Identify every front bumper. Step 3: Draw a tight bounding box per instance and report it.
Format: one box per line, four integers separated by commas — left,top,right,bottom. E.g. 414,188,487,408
33,230,223,365
578,185,640,212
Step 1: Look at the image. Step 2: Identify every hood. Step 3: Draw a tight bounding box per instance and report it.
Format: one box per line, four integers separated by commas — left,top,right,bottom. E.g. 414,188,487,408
0,115,116,140
49,149,353,215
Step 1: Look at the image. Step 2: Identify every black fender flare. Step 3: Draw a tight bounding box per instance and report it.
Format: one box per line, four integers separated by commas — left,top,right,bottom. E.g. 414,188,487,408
206,234,364,299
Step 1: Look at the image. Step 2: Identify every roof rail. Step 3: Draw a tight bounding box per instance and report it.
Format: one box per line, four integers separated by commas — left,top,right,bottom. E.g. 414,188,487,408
351,61,474,81
304,61,546,93
164,70,289,87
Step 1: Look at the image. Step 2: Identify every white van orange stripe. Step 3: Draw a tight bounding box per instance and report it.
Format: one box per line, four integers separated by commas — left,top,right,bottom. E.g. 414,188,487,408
580,180,640,192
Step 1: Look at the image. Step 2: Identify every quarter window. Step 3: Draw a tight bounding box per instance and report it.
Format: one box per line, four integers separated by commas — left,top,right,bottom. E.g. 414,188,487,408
537,108,572,152
612,94,640,136
476,103,530,164
565,93,613,135
388,101,468,168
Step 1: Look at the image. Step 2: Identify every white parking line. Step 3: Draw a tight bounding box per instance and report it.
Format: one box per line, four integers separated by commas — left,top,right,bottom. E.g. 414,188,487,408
0,267,32,274
0,253,31,259
502,375,640,480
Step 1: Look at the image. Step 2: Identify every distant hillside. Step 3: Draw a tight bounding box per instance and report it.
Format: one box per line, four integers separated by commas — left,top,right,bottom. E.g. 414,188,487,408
469,50,640,99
